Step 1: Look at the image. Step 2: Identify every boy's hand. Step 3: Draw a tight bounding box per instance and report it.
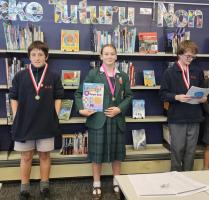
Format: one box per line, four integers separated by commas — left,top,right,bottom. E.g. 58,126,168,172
198,96,207,103
79,109,95,117
175,94,192,102
104,107,121,118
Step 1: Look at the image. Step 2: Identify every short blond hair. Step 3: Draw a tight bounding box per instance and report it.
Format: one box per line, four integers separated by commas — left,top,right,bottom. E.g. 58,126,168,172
177,40,198,56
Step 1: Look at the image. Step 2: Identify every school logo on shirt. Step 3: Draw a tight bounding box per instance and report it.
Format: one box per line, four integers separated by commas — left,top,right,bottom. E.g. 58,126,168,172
44,85,53,89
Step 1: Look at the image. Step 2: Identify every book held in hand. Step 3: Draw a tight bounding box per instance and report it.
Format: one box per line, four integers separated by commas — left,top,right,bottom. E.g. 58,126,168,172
143,70,156,87
82,83,104,112
61,70,80,86
132,99,145,119
61,29,79,51
58,99,73,121
132,129,146,150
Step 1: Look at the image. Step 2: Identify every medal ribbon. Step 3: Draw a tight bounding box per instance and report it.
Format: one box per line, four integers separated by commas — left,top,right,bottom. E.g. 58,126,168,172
28,64,48,96
102,64,116,98
177,61,190,89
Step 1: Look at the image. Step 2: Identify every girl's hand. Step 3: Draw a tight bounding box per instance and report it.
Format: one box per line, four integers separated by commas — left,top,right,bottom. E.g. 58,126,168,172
79,109,95,117
104,107,121,118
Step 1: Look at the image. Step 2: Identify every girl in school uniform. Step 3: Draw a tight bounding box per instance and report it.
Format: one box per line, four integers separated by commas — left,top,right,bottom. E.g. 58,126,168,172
75,44,132,199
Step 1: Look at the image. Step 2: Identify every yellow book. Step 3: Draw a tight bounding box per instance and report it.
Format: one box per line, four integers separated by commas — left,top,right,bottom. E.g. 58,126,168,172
61,29,79,51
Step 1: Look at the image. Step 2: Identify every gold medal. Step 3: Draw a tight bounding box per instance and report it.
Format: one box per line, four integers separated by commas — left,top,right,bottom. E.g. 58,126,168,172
35,95,40,100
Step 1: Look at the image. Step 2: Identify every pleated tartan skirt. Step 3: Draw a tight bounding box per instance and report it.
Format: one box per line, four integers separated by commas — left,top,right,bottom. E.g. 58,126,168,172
88,117,125,163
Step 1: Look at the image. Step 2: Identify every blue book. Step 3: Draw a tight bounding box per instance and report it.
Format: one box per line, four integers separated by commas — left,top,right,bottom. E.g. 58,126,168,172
132,99,145,119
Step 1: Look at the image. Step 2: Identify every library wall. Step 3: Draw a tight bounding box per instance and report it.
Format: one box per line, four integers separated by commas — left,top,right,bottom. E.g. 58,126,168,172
0,0,209,150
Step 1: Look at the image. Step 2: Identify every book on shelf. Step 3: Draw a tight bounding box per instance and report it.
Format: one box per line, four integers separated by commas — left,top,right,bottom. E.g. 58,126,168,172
143,70,156,87
92,25,136,53
164,28,190,54
82,82,104,112
5,93,13,123
132,99,145,119
61,30,79,51
58,99,73,121
3,22,44,50
5,57,23,88
129,62,135,87
61,70,80,86
138,32,158,54
60,132,88,155
132,129,146,150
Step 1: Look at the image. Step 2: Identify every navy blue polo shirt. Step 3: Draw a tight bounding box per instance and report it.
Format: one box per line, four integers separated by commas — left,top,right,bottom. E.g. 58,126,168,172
9,65,64,141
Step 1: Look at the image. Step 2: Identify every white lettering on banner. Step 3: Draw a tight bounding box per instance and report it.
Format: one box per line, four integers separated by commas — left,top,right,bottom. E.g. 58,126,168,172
0,0,204,28
158,2,203,28
0,0,43,22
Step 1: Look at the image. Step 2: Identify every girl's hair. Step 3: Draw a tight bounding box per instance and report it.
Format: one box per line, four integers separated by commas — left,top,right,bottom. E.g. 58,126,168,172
177,40,198,55
28,41,49,58
100,44,117,54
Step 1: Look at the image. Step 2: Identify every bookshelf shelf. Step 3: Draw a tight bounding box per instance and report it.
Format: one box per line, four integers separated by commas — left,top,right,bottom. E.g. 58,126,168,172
131,85,160,90
0,49,209,58
0,116,167,126
0,85,8,89
0,118,7,125
60,116,167,124
0,50,176,57
63,86,79,90
125,116,167,122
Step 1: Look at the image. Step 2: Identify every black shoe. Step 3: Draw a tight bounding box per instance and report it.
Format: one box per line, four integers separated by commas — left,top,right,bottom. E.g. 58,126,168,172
40,188,50,200
19,191,31,200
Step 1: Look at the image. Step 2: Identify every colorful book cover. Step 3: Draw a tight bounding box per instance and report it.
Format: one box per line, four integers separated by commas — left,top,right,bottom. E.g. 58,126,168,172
138,32,158,54
132,99,145,119
82,83,104,112
61,70,80,86
143,70,156,87
61,29,79,51
58,99,73,120
132,129,146,150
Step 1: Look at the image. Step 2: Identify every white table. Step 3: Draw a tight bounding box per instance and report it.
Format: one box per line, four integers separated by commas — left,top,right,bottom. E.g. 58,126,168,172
116,170,209,200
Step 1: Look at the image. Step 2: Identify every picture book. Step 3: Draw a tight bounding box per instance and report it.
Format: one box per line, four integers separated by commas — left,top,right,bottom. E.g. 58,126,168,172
58,99,73,121
138,32,158,54
132,129,146,150
132,99,145,119
61,29,79,51
143,70,156,87
82,83,104,112
61,70,80,86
